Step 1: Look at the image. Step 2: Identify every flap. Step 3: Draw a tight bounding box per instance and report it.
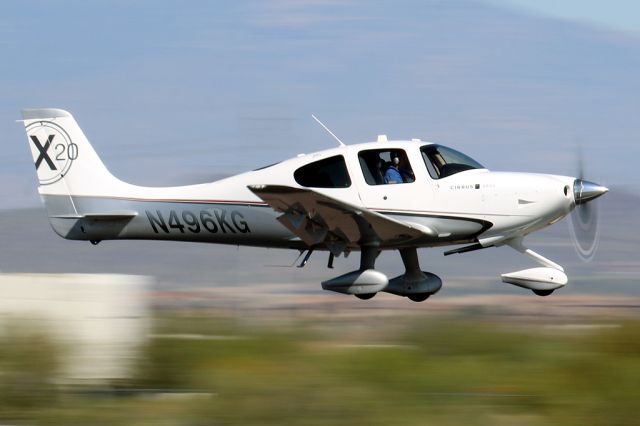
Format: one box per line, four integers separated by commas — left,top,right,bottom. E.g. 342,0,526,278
248,185,434,252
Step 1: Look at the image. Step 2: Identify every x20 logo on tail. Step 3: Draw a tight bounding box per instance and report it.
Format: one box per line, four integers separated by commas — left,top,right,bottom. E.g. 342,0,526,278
26,121,78,185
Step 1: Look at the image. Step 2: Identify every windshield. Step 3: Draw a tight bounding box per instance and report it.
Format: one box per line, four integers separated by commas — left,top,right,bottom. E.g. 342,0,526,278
420,144,484,179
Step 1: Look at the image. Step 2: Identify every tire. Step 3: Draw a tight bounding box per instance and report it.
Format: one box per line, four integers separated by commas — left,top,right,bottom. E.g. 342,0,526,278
355,293,376,300
532,289,554,297
408,293,430,302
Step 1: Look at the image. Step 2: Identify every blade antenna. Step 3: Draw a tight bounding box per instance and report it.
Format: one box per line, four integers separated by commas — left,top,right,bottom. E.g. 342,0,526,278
311,114,346,147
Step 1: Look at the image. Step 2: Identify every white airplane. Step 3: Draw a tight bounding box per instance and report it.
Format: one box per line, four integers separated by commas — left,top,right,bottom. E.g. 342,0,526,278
20,109,608,301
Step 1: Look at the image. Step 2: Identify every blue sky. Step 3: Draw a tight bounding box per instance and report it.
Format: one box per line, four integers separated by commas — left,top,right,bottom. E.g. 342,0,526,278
1,0,639,208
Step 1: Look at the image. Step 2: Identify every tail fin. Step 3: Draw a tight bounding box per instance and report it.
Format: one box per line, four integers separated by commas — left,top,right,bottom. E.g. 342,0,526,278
22,109,121,197
21,109,137,239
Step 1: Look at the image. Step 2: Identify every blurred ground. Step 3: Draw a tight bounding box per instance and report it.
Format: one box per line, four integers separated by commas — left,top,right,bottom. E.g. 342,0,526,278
1,296,640,425
0,190,638,424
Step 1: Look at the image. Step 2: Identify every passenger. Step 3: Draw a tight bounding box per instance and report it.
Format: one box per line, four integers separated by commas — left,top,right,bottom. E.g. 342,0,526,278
384,155,403,184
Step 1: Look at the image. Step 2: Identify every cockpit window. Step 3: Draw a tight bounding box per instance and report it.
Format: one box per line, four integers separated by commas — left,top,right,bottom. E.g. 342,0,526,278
294,155,351,188
358,149,415,185
420,144,484,179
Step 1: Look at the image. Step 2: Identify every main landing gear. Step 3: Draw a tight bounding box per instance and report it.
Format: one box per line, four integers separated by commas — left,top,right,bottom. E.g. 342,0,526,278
321,246,442,302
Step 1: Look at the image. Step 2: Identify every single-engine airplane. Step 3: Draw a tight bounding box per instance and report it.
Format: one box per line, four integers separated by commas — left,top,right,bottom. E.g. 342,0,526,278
20,109,608,301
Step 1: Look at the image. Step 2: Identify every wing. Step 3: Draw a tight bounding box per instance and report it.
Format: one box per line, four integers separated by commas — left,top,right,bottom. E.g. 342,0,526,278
248,185,435,254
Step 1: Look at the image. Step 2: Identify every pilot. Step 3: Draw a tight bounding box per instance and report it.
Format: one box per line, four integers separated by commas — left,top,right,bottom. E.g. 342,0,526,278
384,155,403,184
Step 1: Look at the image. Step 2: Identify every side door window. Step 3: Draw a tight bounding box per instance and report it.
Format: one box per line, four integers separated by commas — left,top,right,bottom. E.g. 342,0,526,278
358,149,415,185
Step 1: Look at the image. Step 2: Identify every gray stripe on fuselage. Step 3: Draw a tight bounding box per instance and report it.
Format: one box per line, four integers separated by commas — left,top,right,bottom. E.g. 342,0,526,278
41,194,299,248
382,212,490,244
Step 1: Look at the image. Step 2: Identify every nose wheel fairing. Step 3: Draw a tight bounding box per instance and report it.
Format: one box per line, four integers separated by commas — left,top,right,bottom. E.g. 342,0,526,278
500,237,567,295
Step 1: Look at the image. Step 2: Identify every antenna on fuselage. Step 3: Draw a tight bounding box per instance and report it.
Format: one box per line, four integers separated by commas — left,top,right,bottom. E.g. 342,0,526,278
311,114,346,147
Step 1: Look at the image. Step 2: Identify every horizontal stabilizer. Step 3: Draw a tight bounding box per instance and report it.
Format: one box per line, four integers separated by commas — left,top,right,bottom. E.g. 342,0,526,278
51,211,138,220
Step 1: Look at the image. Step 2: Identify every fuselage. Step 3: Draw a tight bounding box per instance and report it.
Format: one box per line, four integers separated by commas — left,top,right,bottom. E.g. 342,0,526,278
42,140,576,250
